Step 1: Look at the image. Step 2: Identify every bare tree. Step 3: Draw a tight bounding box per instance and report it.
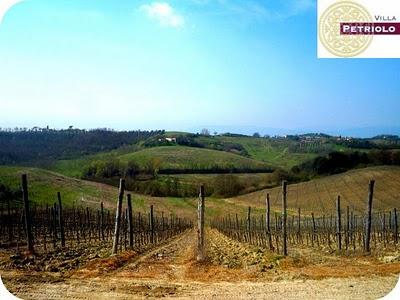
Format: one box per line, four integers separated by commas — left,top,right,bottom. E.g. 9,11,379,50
201,128,210,136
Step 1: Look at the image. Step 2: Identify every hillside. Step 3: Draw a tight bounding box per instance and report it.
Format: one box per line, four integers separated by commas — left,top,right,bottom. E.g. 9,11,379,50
3,165,398,221
50,145,273,179
229,166,400,215
0,166,254,220
118,146,271,172
0,128,161,164
190,135,323,169
154,132,341,169
49,132,340,179
0,166,117,208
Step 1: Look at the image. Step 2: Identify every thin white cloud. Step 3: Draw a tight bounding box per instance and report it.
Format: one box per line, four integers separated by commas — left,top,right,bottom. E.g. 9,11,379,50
140,2,185,28
190,0,314,21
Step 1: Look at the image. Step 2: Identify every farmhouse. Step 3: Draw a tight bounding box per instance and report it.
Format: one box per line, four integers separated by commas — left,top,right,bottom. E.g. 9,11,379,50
158,137,177,143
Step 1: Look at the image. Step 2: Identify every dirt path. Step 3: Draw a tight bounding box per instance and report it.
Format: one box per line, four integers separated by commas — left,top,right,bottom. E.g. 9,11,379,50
2,229,399,299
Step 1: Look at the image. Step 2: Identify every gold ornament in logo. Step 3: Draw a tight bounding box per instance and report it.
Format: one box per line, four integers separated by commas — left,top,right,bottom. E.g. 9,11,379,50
319,1,373,57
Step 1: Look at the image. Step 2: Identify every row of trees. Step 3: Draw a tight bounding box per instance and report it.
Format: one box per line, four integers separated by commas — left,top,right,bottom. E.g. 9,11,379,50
83,159,161,179
292,150,400,179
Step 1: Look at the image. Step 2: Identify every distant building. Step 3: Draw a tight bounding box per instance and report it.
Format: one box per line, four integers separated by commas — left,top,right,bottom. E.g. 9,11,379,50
158,137,177,143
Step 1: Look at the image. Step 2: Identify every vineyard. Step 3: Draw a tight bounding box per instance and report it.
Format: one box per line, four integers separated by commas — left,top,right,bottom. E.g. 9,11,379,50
212,205,398,254
0,175,192,257
231,166,400,214
212,180,399,255
0,172,399,299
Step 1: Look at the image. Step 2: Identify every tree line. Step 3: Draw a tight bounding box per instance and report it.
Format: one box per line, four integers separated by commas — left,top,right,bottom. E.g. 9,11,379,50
0,127,163,164
143,133,249,157
291,149,400,180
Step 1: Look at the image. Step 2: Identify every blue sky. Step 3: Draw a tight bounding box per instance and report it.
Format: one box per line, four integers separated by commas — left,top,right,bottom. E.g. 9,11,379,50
0,0,399,137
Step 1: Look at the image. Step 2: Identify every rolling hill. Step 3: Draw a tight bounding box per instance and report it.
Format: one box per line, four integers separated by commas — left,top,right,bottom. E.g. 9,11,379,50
51,145,273,178
155,132,341,169
0,166,117,208
228,166,400,215
1,165,399,221
117,146,271,171
0,166,254,220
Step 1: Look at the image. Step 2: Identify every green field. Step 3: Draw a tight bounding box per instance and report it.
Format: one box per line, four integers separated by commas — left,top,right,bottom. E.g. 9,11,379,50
195,135,318,169
51,145,272,178
46,131,357,181
118,146,270,170
159,132,350,169
0,166,116,207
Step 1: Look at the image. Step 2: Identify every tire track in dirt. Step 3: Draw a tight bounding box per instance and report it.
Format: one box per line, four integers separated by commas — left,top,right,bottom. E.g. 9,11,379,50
111,229,196,281
3,228,400,299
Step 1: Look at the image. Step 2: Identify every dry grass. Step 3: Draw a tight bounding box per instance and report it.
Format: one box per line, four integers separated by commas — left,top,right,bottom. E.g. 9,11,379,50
229,166,400,216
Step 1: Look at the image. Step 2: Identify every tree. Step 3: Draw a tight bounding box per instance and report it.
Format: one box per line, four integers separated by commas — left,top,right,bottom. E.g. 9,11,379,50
214,174,243,197
253,132,261,138
125,160,140,178
201,128,210,136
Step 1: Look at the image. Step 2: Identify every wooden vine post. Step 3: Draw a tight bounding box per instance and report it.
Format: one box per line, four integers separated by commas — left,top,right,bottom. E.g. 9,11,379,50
100,202,105,241
112,179,125,255
265,194,270,233
150,205,154,244
247,206,251,243
57,192,65,247
297,207,301,243
127,194,134,249
282,180,288,256
197,185,205,261
22,174,34,253
266,193,273,250
345,206,350,250
394,208,398,244
336,195,342,250
364,180,375,253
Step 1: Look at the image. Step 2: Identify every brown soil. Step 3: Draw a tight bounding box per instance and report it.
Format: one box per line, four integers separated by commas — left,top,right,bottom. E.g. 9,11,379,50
1,229,399,299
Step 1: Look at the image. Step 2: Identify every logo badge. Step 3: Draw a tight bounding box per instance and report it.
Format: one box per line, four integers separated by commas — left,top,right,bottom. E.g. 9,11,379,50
318,0,400,58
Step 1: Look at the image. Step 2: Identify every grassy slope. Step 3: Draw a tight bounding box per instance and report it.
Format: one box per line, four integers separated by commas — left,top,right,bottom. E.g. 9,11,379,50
118,146,270,170
179,134,334,169
50,144,142,178
0,166,255,220
51,145,271,178
51,133,329,177
49,131,358,180
229,166,400,216
2,165,398,221
0,166,117,208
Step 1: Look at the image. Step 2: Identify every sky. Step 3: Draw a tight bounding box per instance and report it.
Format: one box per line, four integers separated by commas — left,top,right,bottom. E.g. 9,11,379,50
0,0,399,137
